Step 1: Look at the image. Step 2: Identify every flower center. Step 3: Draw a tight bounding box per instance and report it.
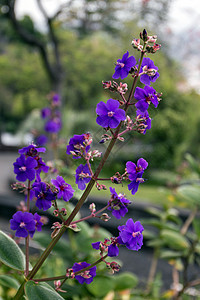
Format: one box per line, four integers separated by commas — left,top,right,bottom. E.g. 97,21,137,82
135,166,142,172
60,184,66,191
108,111,115,117
117,62,125,68
20,221,26,228
81,270,91,279
136,177,145,183
147,68,157,76
145,95,153,103
19,166,27,172
132,231,141,238
39,192,45,199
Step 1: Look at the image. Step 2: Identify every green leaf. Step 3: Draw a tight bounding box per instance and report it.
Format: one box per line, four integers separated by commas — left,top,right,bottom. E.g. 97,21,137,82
185,153,200,174
0,230,25,271
193,218,200,239
160,250,182,259
25,281,65,300
147,239,164,248
142,218,164,229
161,229,190,250
0,275,20,289
34,232,73,262
177,185,200,206
145,207,162,217
86,276,114,297
113,272,138,291
142,229,157,240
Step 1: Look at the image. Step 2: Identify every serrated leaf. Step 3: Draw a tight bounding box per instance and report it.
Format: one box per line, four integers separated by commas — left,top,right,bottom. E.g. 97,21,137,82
113,272,138,291
25,281,65,300
0,230,25,271
0,275,20,289
161,229,190,251
177,185,200,206
86,276,114,297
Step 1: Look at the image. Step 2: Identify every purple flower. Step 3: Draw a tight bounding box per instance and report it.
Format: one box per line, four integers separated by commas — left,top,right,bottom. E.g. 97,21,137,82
118,218,144,251
136,110,151,134
36,157,49,174
108,187,131,219
139,57,159,85
112,51,136,80
75,164,91,190
134,86,158,112
91,241,101,250
72,262,97,284
29,213,43,238
52,94,61,106
45,118,62,133
41,107,51,119
108,243,119,257
13,154,38,182
51,175,74,202
35,135,48,146
96,99,126,128
18,144,46,157
126,158,148,195
10,211,35,238
32,181,56,211
66,133,91,159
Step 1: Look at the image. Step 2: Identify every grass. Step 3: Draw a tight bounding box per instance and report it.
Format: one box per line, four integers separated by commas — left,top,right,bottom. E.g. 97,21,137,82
89,182,171,205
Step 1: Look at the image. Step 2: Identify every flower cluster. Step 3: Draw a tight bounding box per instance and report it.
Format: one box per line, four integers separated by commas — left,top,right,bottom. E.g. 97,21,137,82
11,143,74,238
92,218,144,258
33,93,62,146
9,29,162,294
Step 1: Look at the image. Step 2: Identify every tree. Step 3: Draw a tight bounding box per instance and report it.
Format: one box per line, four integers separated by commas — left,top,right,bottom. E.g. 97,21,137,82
0,0,64,93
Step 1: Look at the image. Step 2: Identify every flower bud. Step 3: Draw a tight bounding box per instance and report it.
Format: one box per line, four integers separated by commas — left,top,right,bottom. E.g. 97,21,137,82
140,29,148,42
100,213,110,222
89,203,96,213
102,81,112,89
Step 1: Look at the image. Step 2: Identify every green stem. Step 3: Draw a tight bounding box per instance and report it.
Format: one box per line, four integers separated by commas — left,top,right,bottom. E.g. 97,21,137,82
25,180,31,277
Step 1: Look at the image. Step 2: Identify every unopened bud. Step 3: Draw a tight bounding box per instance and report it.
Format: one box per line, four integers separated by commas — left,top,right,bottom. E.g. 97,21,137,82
117,136,124,142
89,203,96,213
147,35,157,43
140,29,148,42
101,213,110,222
102,81,112,89
61,208,67,216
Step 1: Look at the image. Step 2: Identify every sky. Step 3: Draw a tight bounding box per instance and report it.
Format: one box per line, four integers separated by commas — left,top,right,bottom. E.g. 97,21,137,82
15,0,200,33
